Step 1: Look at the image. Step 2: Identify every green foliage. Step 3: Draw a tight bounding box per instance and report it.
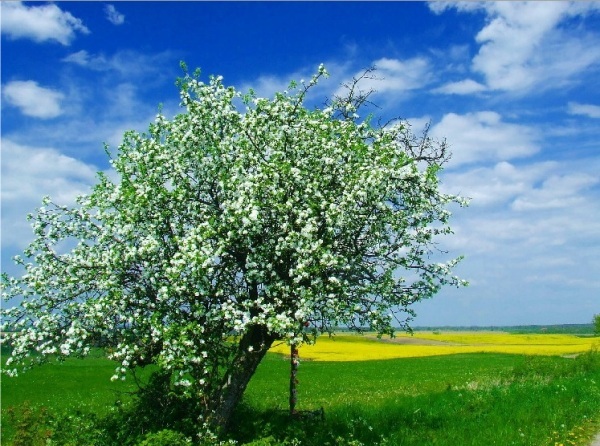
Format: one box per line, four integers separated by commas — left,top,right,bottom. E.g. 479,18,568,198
2,64,466,430
507,347,600,381
4,402,52,446
83,370,201,446
594,314,600,336
136,429,191,446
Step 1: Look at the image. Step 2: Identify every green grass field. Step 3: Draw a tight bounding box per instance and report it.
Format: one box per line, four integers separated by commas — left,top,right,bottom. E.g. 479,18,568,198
2,339,600,445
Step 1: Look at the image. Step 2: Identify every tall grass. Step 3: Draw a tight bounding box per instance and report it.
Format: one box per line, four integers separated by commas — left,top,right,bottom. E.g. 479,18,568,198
2,346,599,445
232,350,600,445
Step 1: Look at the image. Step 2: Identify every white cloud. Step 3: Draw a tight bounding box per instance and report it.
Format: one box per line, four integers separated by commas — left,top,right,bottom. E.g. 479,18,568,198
432,152,600,325
0,1,89,45
428,2,481,15
431,2,600,93
568,102,600,118
1,98,166,162
241,57,431,111
104,4,125,26
61,49,177,81
434,79,486,95
1,52,180,160
443,159,600,213
370,57,432,93
430,111,539,167
2,80,65,119
403,116,433,137
0,139,98,251
62,50,99,67
244,74,296,99
238,60,353,103
442,161,551,208
512,172,599,211
455,197,600,265
339,57,432,99
441,154,600,321
474,3,596,92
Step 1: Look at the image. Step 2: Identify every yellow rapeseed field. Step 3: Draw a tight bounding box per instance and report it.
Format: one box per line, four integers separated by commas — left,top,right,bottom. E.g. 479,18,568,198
268,332,599,361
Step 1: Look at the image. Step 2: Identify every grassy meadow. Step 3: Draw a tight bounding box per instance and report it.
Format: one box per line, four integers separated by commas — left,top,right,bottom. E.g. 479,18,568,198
1,332,600,445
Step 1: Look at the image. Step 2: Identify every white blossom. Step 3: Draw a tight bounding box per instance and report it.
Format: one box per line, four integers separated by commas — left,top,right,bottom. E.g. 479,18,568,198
1,65,465,428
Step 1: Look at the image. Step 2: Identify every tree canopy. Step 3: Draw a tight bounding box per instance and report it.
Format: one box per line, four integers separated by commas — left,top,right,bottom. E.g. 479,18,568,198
1,65,467,433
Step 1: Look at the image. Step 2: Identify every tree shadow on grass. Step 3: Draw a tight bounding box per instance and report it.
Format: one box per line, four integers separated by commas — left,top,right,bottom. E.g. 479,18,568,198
227,398,456,446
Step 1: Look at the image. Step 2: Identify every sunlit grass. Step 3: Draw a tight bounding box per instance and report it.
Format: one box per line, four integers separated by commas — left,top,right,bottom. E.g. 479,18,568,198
235,350,600,446
3,343,599,445
269,332,599,361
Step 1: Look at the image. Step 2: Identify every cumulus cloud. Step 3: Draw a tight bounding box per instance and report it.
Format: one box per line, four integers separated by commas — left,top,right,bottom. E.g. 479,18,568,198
430,111,539,166
0,1,89,45
367,57,431,92
442,161,552,208
241,56,432,109
0,139,98,251
2,80,65,119
433,151,600,325
104,4,125,25
430,2,600,93
567,102,600,118
443,159,600,213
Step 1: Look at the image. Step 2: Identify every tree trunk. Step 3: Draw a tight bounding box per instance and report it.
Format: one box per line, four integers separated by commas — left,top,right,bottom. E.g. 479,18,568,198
289,344,299,415
211,324,277,432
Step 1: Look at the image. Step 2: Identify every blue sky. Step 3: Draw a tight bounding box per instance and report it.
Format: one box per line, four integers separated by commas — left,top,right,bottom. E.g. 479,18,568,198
2,1,599,327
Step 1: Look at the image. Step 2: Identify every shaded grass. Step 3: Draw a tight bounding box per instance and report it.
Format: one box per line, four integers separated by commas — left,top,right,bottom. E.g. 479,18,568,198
1,345,599,445
1,347,156,443
231,351,600,445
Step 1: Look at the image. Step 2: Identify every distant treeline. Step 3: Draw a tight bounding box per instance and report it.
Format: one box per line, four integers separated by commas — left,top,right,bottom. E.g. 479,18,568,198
411,324,595,335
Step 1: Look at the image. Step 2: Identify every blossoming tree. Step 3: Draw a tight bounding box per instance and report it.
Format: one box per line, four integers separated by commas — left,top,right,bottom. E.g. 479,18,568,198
1,65,466,433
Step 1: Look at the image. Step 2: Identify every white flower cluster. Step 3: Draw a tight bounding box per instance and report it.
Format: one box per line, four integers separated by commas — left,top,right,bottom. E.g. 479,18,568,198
1,66,465,418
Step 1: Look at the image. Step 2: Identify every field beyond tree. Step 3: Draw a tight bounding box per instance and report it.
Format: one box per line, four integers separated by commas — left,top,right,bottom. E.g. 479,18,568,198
2,330,600,445
270,330,598,361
